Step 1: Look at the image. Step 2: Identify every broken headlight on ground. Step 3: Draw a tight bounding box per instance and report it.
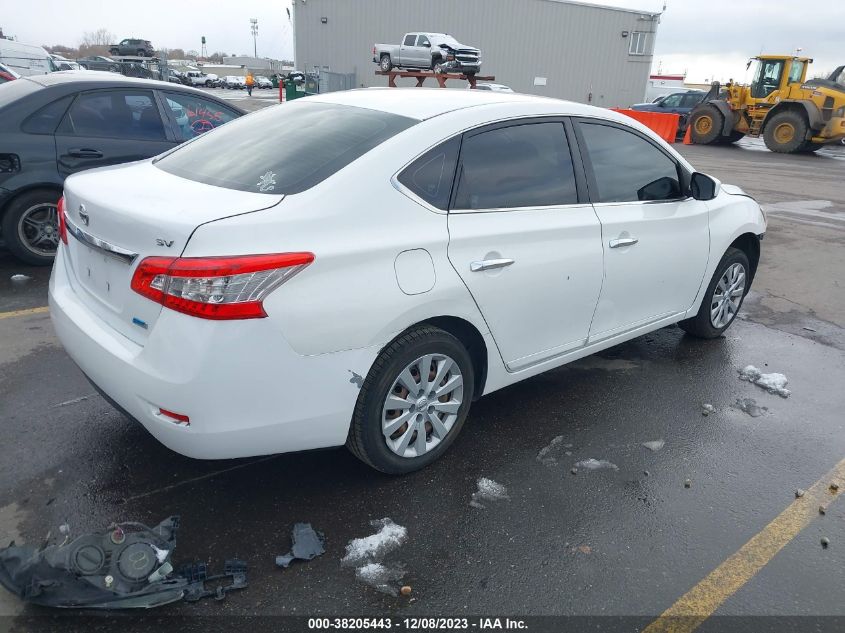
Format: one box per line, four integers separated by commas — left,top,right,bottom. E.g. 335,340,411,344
0,516,247,609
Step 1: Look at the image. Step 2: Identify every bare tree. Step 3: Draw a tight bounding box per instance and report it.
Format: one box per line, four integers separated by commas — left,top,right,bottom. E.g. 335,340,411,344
81,28,115,48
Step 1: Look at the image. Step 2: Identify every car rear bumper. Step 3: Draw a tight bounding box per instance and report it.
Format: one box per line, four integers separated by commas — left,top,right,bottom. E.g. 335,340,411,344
49,247,378,460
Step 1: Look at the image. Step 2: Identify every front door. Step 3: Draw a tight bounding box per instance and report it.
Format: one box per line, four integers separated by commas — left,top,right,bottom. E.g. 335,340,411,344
574,119,710,340
55,88,175,178
446,120,604,371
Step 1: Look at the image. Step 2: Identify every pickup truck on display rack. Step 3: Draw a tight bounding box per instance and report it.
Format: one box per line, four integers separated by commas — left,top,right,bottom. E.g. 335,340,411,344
373,32,481,75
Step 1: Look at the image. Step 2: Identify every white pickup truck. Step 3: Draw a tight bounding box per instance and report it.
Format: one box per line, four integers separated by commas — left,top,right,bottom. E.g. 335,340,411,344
373,32,481,75
184,70,218,87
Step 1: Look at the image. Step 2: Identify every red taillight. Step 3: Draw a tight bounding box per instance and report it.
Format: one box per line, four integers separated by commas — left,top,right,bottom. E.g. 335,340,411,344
57,196,68,245
130,252,314,320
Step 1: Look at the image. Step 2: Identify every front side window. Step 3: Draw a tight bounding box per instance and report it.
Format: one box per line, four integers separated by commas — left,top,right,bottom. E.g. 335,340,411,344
397,136,460,210
661,94,683,108
403,34,416,46
681,93,703,108
59,90,166,140
629,32,647,55
580,123,682,203
453,122,578,210
163,92,240,141
155,101,416,194
751,60,784,98
417,35,430,47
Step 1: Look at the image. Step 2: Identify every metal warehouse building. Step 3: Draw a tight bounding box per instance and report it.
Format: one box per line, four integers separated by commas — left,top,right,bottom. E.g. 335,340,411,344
293,0,660,106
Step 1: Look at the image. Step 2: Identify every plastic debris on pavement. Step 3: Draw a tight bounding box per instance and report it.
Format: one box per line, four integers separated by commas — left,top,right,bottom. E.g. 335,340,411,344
575,459,618,471
642,440,665,452
276,523,326,568
10,274,32,284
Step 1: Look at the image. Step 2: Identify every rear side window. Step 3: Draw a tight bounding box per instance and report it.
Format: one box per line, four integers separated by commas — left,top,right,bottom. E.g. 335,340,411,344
453,122,578,210
59,90,166,140
403,34,416,46
397,136,460,210
155,101,416,194
22,95,73,134
579,123,682,203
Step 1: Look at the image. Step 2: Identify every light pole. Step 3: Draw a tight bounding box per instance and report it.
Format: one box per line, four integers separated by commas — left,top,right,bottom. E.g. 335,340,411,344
250,18,258,58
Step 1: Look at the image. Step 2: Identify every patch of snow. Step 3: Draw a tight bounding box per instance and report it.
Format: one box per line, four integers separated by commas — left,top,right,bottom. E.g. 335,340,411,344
537,436,565,466
10,274,32,284
734,397,766,418
642,440,665,452
341,518,407,566
738,365,790,398
355,562,406,596
575,459,618,471
470,477,509,508
702,403,715,416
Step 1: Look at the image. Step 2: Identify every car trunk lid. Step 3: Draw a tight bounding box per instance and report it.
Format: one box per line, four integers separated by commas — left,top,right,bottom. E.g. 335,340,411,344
61,160,283,345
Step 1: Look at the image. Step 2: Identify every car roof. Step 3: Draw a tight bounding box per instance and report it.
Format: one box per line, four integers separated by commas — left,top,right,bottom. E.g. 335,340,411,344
306,87,604,121
24,70,213,94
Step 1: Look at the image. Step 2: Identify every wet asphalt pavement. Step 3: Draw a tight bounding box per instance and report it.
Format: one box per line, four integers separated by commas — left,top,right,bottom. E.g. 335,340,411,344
1,104,845,631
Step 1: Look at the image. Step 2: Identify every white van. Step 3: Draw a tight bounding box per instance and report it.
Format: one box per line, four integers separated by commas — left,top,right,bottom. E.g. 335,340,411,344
0,39,54,76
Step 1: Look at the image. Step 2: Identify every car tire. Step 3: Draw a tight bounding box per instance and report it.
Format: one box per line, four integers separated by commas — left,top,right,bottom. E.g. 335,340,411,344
347,326,475,474
1,188,62,266
763,110,809,153
379,55,393,72
689,104,725,145
679,247,750,339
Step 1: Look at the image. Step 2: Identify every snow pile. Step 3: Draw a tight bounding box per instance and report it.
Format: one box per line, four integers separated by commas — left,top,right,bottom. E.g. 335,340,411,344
10,274,31,284
341,518,407,565
575,459,618,471
355,562,407,596
738,365,790,398
642,439,665,452
536,436,572,466
342,518,408,596
470,477,509,509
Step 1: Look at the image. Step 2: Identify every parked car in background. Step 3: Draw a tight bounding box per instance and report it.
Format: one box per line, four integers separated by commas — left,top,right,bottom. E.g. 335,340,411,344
0,39,53,76
77,56,120,72
631,90,706,132
468,82,513,92
48,54,82,71
184,70,216,87
48,89,764,473
109,38,156,58
255,75,273,89
0,71,244,264
0,62,19,83
374,33,482,75
223,75,244,89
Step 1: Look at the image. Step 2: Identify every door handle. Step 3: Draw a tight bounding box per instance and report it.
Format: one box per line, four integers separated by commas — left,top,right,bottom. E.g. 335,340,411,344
68,148,103,158
470,258,515,272
609,237,638,248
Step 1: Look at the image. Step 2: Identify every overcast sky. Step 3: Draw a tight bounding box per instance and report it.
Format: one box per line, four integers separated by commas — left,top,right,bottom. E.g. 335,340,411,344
3,0,842,82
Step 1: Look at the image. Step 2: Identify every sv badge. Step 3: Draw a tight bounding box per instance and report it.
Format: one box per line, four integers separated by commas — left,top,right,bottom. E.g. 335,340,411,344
156,239,174,247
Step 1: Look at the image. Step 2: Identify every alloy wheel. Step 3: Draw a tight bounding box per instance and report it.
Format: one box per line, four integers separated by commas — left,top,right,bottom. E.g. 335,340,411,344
381,354,464,458
710,262,746,328
17,202,59,257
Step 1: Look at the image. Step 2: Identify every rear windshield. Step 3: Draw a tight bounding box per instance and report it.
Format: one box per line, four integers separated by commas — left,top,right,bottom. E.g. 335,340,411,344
155,101,417,194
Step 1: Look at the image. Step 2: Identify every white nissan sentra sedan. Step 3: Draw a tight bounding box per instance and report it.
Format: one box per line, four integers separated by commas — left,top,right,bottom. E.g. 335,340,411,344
49,89,766,474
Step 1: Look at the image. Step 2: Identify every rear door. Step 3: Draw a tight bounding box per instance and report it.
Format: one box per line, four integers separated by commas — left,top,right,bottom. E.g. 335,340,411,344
446,119,604,371
55,88,176,177
573,119,710,340
399,33,419,66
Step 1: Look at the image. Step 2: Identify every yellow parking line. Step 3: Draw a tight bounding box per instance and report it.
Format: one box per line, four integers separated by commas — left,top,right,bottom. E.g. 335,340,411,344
0,306,49,320
644,457,845,633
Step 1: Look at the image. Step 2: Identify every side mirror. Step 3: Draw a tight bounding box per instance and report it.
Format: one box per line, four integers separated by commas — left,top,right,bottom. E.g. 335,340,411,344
690,172,721,201
423,42,431,47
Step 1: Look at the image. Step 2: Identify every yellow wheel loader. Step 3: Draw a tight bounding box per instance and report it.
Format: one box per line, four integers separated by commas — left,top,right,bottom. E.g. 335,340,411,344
689,56,845,153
